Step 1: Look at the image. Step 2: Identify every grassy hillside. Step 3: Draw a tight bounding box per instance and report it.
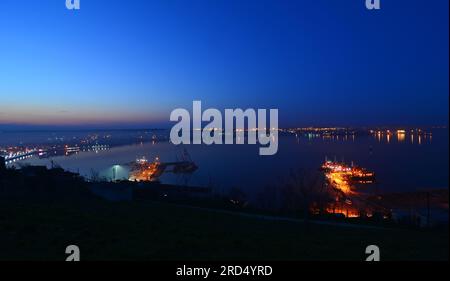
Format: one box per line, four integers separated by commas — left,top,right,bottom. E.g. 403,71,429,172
0,199,447,261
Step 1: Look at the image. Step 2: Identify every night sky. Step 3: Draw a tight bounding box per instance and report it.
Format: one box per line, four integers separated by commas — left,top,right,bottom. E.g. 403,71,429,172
0,0,448,129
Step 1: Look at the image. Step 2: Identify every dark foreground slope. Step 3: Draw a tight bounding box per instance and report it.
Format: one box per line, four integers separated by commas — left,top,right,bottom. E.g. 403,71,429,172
0,199,448,261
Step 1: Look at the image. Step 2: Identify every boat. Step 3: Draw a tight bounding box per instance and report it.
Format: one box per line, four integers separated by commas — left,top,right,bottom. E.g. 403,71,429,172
128,150,198,181
129,156,166,182
349,167,375,182
322,159,375,183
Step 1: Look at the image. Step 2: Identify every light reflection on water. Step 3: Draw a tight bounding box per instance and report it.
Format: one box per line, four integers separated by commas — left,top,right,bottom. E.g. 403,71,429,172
10,129,450,197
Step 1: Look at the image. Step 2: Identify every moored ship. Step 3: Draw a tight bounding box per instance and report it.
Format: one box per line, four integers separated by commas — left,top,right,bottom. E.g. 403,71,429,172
322,160,375,183
128,149,198,182
129,156,166,182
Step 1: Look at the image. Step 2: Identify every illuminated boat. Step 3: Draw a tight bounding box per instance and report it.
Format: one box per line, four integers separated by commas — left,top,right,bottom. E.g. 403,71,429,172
128,149,198,182
129,156,166,182
321,160,351,172
349,167,375,182
322,160,375,183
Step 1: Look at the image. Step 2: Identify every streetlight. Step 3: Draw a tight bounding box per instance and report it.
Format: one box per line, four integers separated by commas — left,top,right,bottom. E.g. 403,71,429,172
112,165,120,181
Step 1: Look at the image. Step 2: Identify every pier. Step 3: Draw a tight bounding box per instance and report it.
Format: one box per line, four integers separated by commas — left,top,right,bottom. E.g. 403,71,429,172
2,150,37,164
128,156,198,182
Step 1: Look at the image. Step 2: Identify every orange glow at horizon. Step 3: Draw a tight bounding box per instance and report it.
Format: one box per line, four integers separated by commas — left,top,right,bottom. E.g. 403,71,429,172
0,105,166,126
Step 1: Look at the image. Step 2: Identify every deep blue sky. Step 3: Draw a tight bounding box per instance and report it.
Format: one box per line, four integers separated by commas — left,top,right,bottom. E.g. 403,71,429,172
0,0,448,128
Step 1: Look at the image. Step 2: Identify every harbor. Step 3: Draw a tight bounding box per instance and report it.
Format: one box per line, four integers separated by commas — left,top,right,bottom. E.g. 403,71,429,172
2,130,448,227
127,150,198,182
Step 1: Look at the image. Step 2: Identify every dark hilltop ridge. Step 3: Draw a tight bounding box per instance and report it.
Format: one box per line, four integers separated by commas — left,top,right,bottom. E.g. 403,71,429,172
0,162,448,260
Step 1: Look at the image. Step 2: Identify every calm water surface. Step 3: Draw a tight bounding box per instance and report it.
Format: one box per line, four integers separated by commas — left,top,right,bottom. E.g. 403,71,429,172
6,129,449,197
